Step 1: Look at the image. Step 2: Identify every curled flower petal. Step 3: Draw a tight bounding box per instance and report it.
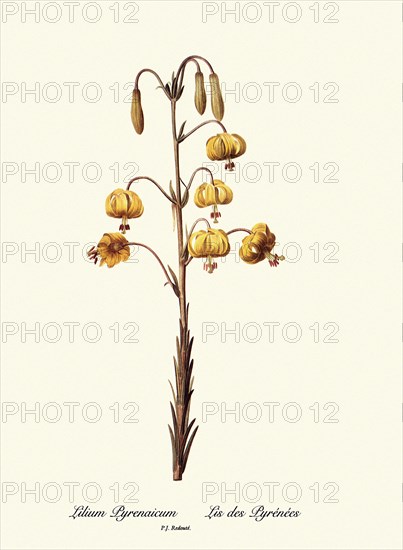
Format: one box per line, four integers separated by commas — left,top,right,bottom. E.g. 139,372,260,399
239,223,281,266
105,188,144,233
88,233,130,268
206,133,246,163
194,180,233,208
188,228,230,258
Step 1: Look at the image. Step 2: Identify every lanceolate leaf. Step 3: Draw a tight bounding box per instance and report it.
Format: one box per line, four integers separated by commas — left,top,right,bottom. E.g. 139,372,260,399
181,186,189,207
184,389,194,412
178,121,186,140
169,180,177,201
168,425,177,466
167,265,179,289
185,361,194,394
168,379,177,406
182,389,194,432
170,402,178,441
172,285,180,298
184,418,196,446
181,245,189,263
187,337,194,362
173,356,179,400
171,72,177,95
176,336,181,364
182,426,199,472
177,85,185,100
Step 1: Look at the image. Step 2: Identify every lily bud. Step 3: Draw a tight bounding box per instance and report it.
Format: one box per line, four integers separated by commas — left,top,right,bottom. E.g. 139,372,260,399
194,71,207,115
209,73,224,121
131,88,144,134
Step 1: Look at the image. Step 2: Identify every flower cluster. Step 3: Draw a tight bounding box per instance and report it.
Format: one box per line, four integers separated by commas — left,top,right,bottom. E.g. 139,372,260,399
88,185,145,267
187,223,284,274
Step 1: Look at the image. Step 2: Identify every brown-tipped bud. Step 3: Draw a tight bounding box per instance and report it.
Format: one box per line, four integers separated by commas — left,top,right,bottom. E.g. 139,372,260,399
194,71,207,115
131,89,144,135
209,72,224,121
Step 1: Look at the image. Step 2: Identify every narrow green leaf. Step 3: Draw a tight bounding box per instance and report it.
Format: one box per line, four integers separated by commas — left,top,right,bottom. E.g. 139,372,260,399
182,426,199,472
176,336,181,362
169,180,177,201
167,265,179,288
170,402,178,440
172,285,180,298
177,85,185,100
168,425,177,466
168,380,176,406
181,245,189,262
184,418,196,447
187,337,194,362
181,186,189,207
178,121,186,139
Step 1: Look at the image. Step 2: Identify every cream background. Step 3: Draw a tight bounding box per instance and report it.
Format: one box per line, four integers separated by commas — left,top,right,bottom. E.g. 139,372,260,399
1,1,401,549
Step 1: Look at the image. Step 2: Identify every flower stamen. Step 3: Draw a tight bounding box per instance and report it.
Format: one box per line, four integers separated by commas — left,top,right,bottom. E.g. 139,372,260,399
225,159,235,171
210,204,221,223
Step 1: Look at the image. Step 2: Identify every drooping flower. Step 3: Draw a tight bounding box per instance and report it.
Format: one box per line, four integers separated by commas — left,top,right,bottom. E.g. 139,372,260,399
188,228,230,274
194,71,207,115
209,73,224,121
105,188,144,233
194,180,233,223
206,133,246,170
131,89,144,134
87,233,130,268
240,223,284,267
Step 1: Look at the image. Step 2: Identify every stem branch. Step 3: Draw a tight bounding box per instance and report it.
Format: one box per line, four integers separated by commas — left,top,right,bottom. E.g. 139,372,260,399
179,120,227,142
127,176,176,204
135,68,170,99
186,167,215,190
227,228,252,236
126,242,175,290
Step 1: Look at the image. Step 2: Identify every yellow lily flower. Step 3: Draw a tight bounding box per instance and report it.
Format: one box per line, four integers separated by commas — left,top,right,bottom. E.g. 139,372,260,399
206,133,246,170
105,188,144,233
188,228,230,273
240,223,284,267
194,180,233,223
88,233,130,268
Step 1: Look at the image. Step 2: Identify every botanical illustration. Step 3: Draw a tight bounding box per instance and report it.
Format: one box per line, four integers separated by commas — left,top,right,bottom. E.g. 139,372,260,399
88,55,284,480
